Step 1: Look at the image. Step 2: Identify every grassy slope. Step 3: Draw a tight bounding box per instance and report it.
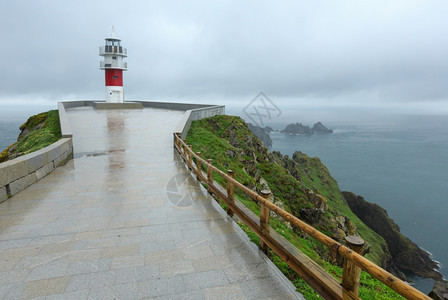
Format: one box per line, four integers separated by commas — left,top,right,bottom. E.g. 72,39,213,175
186,115,403,299
0,110,61,162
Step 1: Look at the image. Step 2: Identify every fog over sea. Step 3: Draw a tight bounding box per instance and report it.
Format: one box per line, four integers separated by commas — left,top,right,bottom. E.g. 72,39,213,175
1,103,447,293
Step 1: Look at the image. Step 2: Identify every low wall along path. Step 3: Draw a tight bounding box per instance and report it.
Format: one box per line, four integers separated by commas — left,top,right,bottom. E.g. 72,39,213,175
0,102,303,299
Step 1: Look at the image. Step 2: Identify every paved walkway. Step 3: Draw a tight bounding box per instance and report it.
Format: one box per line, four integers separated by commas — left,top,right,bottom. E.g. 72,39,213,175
0,107,303,299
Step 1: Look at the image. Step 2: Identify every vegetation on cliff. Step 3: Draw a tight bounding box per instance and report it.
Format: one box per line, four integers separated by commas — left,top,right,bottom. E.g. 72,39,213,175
186,115,408,299
0,110,61,163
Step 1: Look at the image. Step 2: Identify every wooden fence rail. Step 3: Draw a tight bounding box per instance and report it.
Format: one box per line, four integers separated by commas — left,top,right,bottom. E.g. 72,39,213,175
174,133,430,300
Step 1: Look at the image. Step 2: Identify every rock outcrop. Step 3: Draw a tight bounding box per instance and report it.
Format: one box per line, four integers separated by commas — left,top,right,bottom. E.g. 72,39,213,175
283,122,314,135
343,191,442,281
281,122,333,135
246,123,272,147
429,281,448,300
313,122,333,134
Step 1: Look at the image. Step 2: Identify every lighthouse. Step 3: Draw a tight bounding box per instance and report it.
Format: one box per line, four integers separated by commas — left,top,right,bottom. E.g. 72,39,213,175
99,32,127,103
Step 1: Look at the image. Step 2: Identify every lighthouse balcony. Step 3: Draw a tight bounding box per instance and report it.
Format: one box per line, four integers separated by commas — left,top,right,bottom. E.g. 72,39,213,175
99,46,127,56
100,61,128,70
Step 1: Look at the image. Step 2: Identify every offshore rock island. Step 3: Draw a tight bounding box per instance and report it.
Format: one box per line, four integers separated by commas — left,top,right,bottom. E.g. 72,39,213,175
246,121,333,148
282,121,334,135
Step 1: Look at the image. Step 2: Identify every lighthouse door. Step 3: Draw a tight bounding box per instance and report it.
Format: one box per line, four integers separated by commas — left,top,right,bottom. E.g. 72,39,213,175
111,91,121,103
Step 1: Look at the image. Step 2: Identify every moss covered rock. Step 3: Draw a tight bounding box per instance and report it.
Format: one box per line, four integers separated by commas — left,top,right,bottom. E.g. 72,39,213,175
0,110,61,163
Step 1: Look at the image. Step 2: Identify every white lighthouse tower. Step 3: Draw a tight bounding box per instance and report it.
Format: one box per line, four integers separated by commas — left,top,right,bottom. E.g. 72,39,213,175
99,31,127,103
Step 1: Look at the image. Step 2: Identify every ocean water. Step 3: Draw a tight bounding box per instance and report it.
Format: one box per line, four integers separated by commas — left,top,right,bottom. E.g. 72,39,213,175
0,121,21,152
269,113,448,293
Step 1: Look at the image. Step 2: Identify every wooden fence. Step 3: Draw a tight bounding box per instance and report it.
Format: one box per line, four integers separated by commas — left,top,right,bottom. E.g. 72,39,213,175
174,133,430,300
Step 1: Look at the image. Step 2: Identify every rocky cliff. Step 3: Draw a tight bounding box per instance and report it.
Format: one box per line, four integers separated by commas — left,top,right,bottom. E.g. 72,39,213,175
186,115,441,290
342,191,442,281
246,123,272,147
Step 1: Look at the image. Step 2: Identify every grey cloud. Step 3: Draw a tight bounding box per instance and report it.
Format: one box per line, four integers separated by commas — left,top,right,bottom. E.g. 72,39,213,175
1,0,448,108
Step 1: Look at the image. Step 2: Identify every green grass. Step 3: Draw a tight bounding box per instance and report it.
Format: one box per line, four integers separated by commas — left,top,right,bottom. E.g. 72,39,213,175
186,115,404,300
0,110,61,162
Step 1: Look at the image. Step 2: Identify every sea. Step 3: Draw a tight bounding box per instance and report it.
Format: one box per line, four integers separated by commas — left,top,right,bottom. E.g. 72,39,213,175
1,104,447,293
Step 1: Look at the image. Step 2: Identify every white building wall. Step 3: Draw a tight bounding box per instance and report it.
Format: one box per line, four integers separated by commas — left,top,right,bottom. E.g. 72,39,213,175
106,86,124,103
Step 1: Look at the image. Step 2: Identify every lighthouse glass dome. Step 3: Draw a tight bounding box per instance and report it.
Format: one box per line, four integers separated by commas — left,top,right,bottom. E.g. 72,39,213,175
105,39,121,46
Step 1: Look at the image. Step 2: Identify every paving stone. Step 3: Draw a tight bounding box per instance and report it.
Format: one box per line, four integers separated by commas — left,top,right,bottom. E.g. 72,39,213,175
100,244,139,258
72,230,103,241
153,289,205,300
26,261,69,281
145,249,184,265
183,269,230,290
202,284,248,300
115,265,159,284
0,284,14,298
66,270,116,291
140,240,178,254
182,245,214,260
24,276,71,298
3,282,26,299
111,255,145,269
65,258,111,275
87,282,139,299
45,288,90,300
240,277,297,299
158,260,195,278
0,237,32,250
191,254,233,272
66,249,102,262
137,276,187,298
223,263,280,284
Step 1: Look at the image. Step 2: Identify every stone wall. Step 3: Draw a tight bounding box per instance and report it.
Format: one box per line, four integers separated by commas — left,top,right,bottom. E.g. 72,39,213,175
0,138,73,203
0,101,74,203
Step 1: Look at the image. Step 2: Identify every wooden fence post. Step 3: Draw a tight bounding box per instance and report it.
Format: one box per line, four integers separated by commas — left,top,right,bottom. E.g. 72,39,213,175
207,159,213,192
196,152,201,180
259,190,271,253
182,140,187,157
226,170,235,217
187,145,193,169
342,235,365,296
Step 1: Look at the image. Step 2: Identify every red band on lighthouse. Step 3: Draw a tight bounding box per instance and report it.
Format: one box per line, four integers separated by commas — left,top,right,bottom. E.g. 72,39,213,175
105,69,123,86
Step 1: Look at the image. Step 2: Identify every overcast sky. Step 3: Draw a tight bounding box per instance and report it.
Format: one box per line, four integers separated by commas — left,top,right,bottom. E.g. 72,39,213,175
1,0,448,114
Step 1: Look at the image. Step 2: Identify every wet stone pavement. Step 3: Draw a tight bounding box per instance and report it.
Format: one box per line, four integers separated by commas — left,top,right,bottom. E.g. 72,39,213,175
0,107,303,299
